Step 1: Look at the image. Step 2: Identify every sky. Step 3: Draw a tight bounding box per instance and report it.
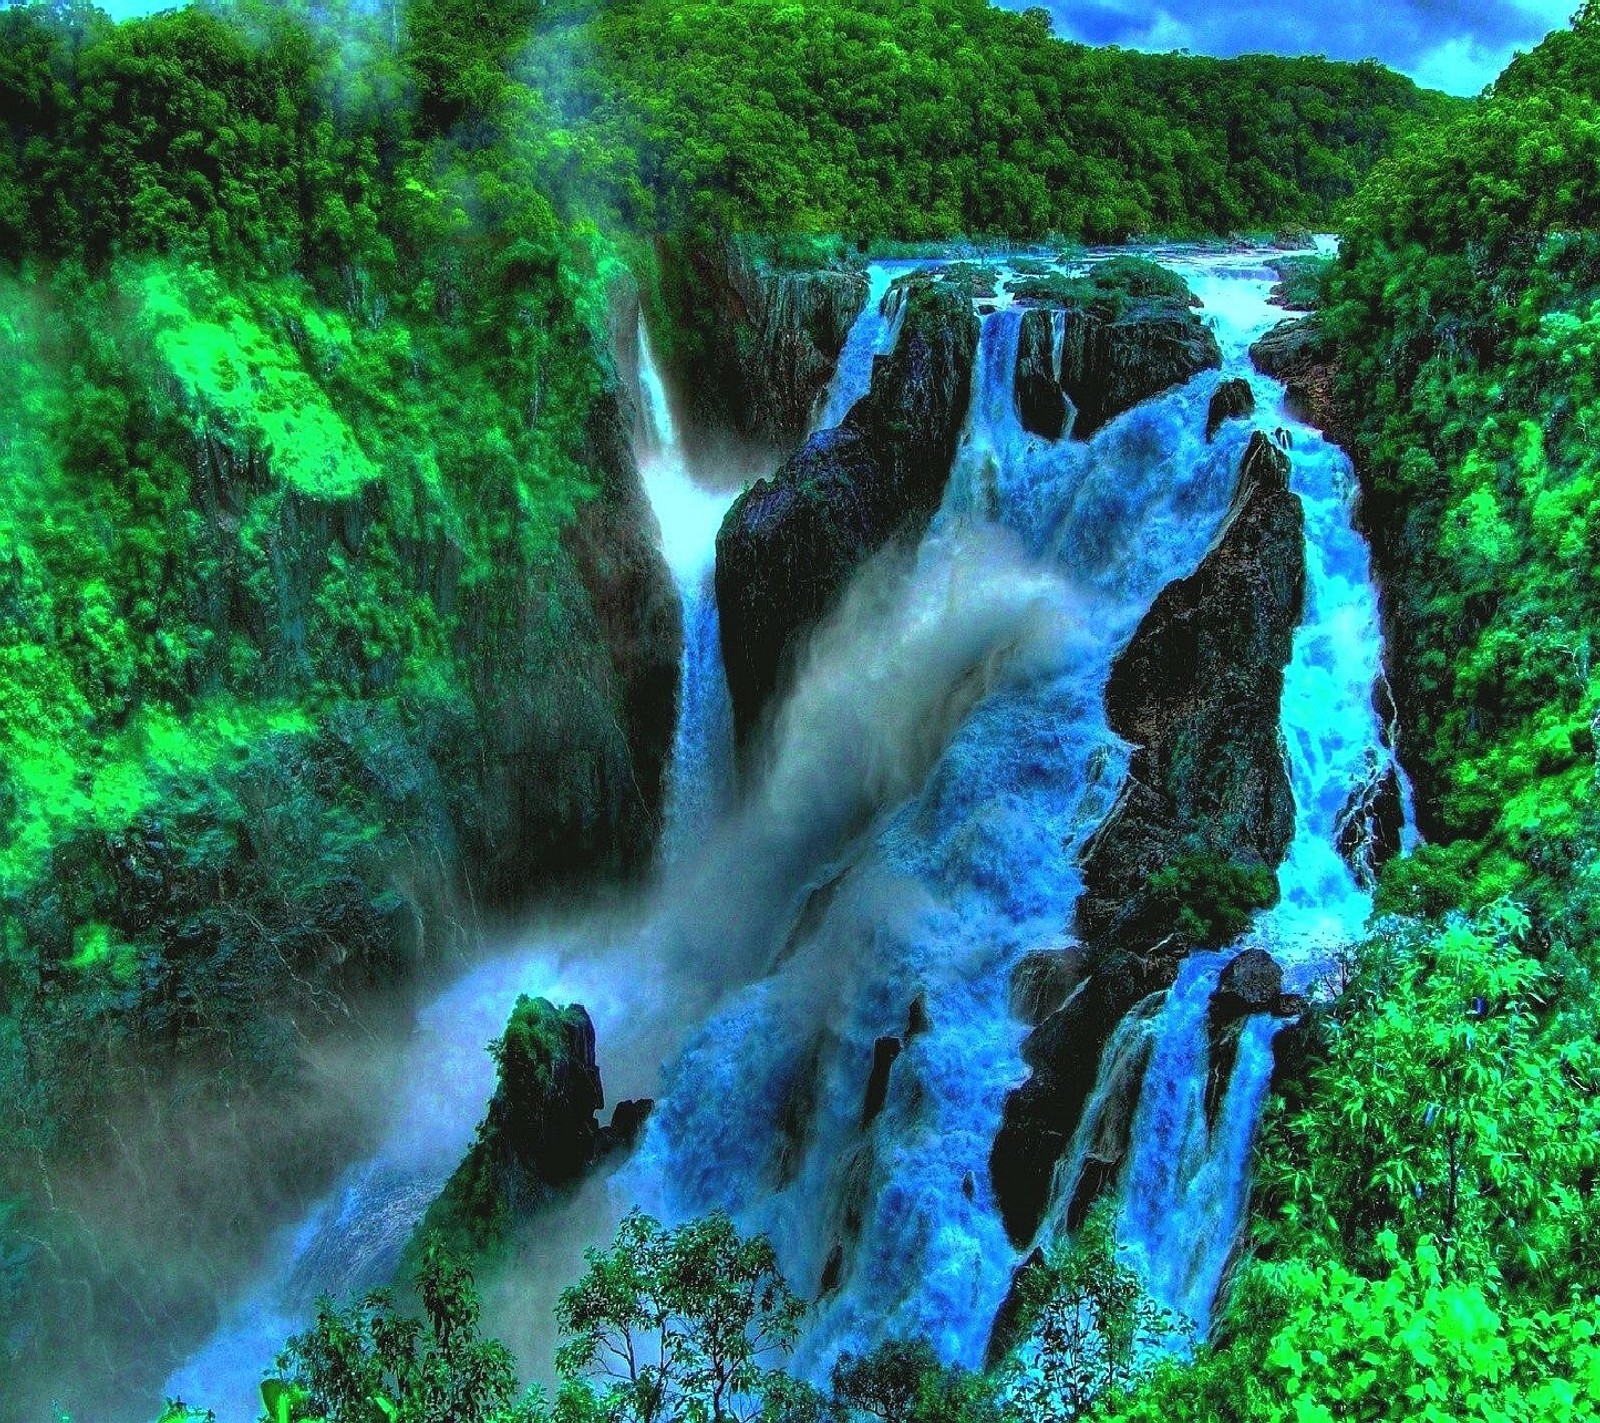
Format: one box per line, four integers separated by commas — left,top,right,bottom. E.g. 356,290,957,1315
995,0,1577,94
92,0,1577,96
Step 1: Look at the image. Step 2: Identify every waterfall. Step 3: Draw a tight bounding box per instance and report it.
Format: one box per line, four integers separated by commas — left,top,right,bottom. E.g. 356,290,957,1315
622,246,1412,1378
619,281,1258,1371
635,318,740,861
814,264,911,430
1114,955,1282,1333
169,246,1414,1419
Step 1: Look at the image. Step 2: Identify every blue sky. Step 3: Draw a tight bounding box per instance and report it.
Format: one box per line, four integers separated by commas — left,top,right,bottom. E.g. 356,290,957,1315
94,0,1576,96
995,0,1576,94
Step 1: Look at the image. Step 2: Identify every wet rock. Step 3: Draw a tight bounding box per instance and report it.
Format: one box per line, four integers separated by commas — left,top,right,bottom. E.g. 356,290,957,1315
1009,947,1085,1027
819,1240,845,1297
989,952,1176,1247
1249,316,1347,447
716,271,981,739
906,992,932,1038
1063,1023,1157,1232
1204,949,1284,1131
986,1248,1047,1367
1206,377,1256,440
1052,261,1221,439
862,1035,903,1127
1016,308,1068,439
1212,948,1284,1022
1076,432,1305,951
655,235,869,459
1336,762,1405,886
412,997,648,1260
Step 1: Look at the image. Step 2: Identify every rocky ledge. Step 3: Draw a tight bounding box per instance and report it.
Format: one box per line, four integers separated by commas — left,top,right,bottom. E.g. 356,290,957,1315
657,235,869,459
1013,256,1223,441
410,996,651,1261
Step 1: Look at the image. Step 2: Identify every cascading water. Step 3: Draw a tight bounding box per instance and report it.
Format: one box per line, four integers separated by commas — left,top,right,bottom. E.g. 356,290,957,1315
1114,955,1282,1333
162,939,627,1420
814,264,911,430
635,319,740,860
621,245,1413,1374
170,245,1415,1418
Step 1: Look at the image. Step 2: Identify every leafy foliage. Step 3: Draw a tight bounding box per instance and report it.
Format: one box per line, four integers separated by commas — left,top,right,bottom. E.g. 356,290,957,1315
556,1210,807,1423
521,0,1457,241
270,1239,543,1423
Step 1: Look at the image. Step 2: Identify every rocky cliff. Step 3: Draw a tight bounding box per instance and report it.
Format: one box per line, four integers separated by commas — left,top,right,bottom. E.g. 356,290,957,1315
653,235,869,462
1013,256,1222,441
715,268,982,741
409,997,651,1261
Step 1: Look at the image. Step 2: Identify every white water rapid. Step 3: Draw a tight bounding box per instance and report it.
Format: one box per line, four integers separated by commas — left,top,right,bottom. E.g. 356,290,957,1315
168,245,1411,1418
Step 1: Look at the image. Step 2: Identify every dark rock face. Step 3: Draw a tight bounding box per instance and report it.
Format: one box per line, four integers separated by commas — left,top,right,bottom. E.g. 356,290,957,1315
986,1247,1048,1367
716,272,981,739
533,387,682,889
1336,762,1405,886
1206,377,1256,441
1203,949,1285,1130
1249,316,1347,447
1009,947,1085,1027
1056,302,1221,440
415,997,652,1257
1062,1013,1158,1232
657,236,869,458
1077,432,1306,949
989,953,1175,1247
1213,947,1284,1021
862,1035,904,1127
1016,308,1068,439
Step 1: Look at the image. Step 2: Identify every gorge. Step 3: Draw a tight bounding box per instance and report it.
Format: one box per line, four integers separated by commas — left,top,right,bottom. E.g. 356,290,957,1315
165,241,1412,1419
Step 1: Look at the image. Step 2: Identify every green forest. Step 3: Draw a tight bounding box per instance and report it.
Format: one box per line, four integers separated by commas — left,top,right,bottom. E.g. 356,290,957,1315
2,0,1599,1418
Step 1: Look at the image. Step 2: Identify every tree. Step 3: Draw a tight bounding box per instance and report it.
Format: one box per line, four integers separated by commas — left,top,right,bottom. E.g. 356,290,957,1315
556,1210,807,1423
1003,1204,1176,1422
270,1236,544,1423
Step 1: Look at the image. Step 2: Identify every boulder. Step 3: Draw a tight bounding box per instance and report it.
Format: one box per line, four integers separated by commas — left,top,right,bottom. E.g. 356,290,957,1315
1206,377,1256,441
1076,432,1306,950
716,271,981,739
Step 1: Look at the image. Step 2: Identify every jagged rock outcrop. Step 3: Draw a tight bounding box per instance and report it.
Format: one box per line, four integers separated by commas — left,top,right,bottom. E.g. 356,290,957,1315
1250,316,1348,447
990,432,1305,1248
1206,377,1256,440
1015,308,1068,439
716,270,981,739
656,235,869,458
1013,259,1221,441
1336,762,1405,885
412,996,652,1259
989,952,1174,1247
1076,431,1305,948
